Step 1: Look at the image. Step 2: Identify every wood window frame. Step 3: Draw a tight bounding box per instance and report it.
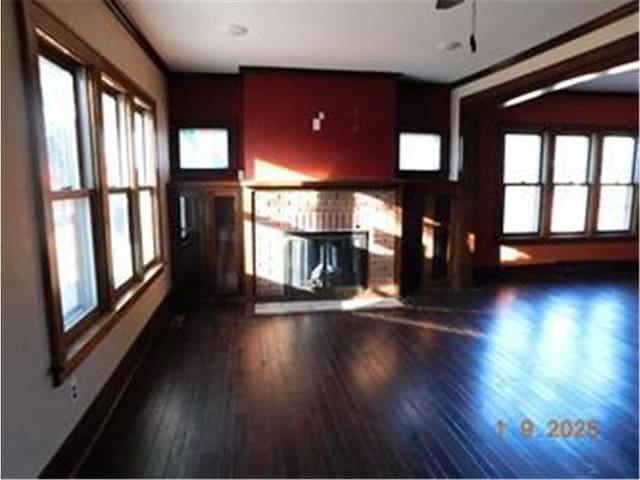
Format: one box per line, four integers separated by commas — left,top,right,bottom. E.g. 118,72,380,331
16,0,165,385
499,127,546,237
548,129,592,236
132,103,162,269
499,122,639,244
396,129,449,180
595,133,639,234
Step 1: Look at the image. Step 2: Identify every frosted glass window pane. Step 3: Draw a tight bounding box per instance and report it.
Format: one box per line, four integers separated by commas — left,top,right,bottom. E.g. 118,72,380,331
38,56,81,191
179,128,229,169
398,133,441,171
503,186,540,234
598,185,633,231
102,93,129,187
52,199,97,330
504,134,542,183
551,186,588,233
139,191,155,265
554,135,589,183
601,136,635,183
179,196,187,239
109,193,134,288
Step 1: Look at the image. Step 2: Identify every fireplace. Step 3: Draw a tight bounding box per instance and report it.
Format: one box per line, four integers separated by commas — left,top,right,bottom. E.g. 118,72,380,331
284,231,368,299
246,187,400,301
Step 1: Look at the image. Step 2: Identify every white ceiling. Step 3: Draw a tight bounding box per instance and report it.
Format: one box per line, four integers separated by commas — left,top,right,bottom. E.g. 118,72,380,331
123,0,629,83
568,69,639,93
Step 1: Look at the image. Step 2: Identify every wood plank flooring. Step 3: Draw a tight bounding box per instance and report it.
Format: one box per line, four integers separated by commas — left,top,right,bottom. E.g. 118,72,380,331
79,276,639,478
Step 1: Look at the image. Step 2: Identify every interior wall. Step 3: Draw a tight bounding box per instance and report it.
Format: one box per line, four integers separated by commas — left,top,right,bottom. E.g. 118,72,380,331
397,81,450,133
396,81,451,293
1,2,170,477
242,71,396,181
473,92,639,268
169,73,243,175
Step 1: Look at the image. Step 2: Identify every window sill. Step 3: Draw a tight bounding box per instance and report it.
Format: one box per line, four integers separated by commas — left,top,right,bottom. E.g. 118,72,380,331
57,263,165,385
500,234,638,245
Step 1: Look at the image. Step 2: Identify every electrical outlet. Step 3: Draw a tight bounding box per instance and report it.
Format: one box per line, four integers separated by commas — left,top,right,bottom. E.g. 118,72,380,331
69,378,79,403
312,117,322,132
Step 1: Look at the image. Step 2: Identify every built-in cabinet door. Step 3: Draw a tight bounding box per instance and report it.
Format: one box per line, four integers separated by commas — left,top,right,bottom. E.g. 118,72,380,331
171,184,242,300
211,194,240,295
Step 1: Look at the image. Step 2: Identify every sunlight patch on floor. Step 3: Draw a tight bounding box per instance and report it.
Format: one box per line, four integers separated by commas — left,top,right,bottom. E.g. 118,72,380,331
254,297,404,315
353,311,486,338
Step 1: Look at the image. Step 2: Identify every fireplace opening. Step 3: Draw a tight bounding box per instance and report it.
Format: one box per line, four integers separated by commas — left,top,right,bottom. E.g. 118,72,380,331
284,231,368,299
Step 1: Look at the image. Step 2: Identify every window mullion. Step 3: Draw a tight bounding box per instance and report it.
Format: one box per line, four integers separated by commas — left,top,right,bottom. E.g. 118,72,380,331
631,185,639,234
540,131,553,238
128,98,144,278
631,139,639,234
88,68,115,310
586,134,602,236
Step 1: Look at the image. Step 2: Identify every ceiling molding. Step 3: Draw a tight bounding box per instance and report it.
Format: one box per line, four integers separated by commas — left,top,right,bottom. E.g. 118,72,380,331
452,0,638,87
103,0,169,76
238,66,400,79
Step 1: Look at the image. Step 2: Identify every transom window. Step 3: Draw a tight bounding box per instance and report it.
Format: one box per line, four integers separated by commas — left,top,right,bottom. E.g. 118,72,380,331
501,129,638,239
502,133,543,234
398,132,443,173
178,127,230,170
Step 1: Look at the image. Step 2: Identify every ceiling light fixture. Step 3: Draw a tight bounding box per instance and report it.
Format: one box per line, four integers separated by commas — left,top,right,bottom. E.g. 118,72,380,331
437,41,462,52
225,24,249,37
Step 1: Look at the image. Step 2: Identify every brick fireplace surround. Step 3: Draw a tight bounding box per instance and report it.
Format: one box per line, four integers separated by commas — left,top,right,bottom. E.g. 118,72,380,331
244,186,401,301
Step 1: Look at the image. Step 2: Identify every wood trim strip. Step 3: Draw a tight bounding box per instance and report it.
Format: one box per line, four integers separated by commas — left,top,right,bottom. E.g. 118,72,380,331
461,34,639,109
239,65,400,79
39,290,173,479
452,1,638,87
241,179,459,190
474,260,638,284
102,0,169,75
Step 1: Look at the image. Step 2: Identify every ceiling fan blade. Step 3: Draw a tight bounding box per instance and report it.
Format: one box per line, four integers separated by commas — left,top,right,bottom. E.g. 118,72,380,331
436,0,465,9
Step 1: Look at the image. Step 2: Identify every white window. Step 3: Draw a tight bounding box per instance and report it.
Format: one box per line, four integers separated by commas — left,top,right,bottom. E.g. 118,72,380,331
134,107,159,266
502,130,637,239
502,133,543,234
550,135,590,233
597,136,636,231
39,55,99,331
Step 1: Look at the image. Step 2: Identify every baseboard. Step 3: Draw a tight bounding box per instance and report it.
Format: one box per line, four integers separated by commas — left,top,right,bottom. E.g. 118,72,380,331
39,292,173,478
474,260,638,284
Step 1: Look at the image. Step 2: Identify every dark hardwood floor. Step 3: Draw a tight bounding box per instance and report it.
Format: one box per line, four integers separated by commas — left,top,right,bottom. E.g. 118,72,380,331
79,275,639,478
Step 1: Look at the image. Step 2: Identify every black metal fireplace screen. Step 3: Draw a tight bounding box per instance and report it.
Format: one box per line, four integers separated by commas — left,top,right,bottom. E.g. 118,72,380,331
284,231,368,299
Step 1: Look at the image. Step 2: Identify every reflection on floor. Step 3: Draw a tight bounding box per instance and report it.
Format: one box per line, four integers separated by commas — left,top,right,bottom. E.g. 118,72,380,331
79,276,639,478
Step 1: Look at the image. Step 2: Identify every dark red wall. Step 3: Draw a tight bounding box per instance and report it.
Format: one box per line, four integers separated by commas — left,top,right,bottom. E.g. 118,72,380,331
169,73,243,175
170,73,242,125
169,72,451,182
474,92,639,268
397,81,450,132
242,71,397,181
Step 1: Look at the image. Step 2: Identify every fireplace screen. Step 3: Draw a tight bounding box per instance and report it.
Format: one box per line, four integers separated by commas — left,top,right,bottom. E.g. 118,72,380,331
284,231,368,299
